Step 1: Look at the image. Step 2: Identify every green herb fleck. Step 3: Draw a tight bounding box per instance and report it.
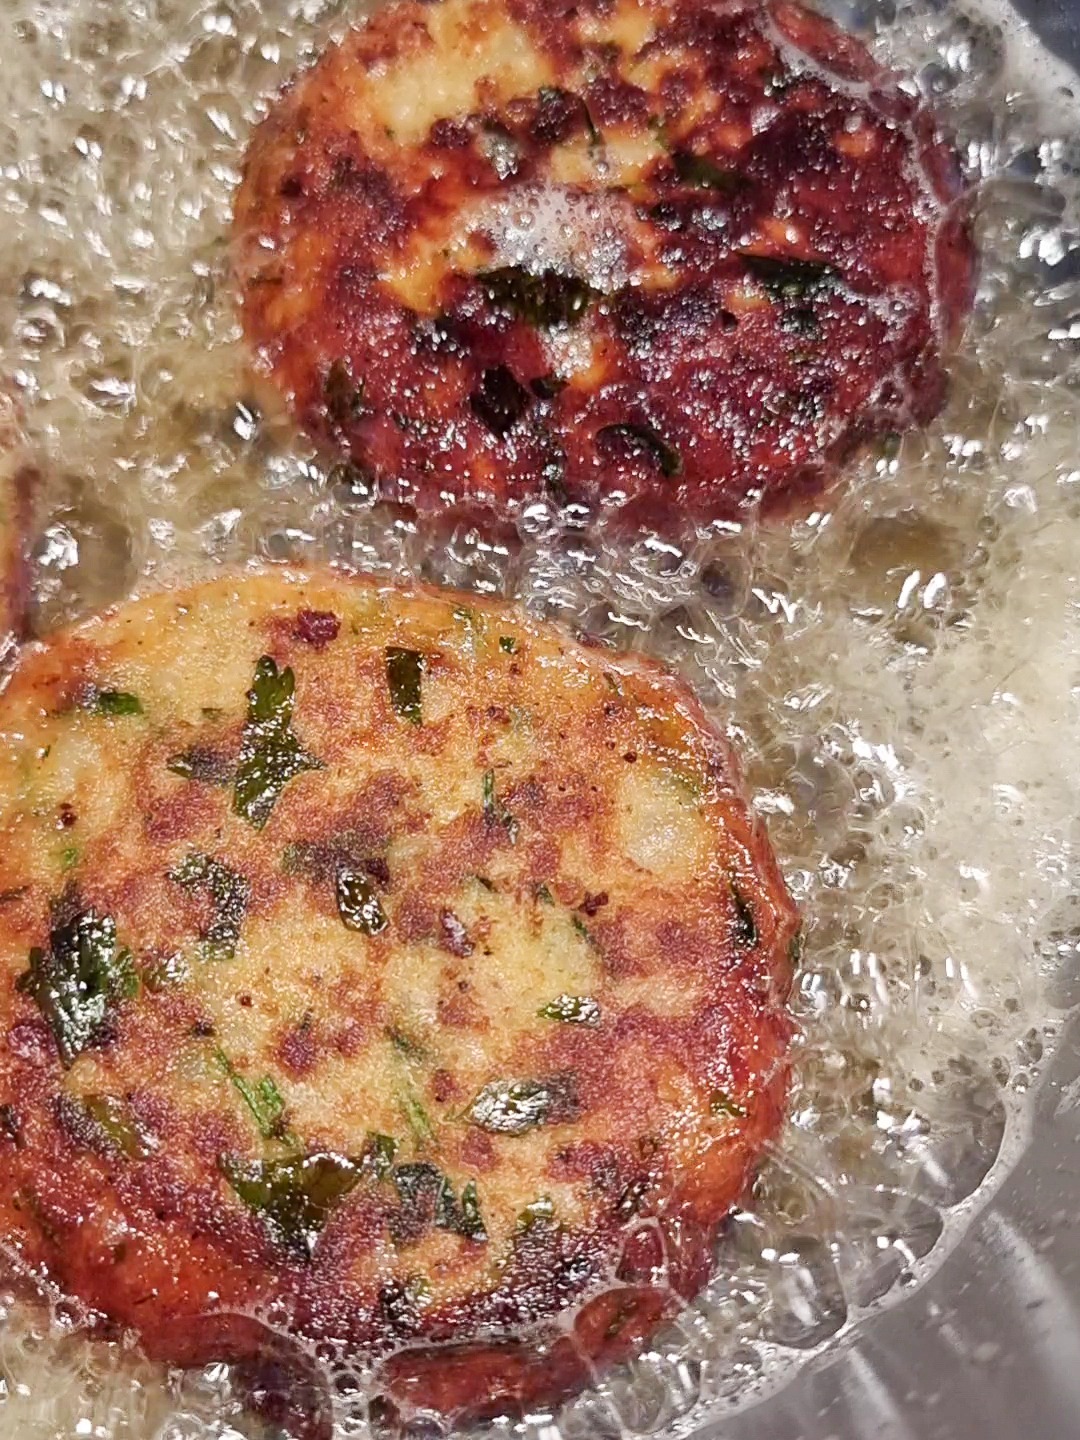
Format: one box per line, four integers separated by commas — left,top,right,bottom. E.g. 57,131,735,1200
479,266,598,328
743,254,838,302
336,867,387,934
400,1083,435,1149
539,993,601,1026
517,1194,555,1231
571,914,599,950
499,635,519,654
220,1151,362,1259
17,908,136,1068
390,1164,487,1244
170,850,250,961
214,1047,292,1142
85,690,143,717
385,647,423,726
63,1093,154,1159
233,657,322,830
386,1025,426,1060
596,421,682,478
672,149,742,192
482,769,518,842
788,929,804,967
362,1131,398,1179
468,1076,573,1135
710,1088,746,1118
60,845,79,873
534,882,554,904
459,1180,487,1241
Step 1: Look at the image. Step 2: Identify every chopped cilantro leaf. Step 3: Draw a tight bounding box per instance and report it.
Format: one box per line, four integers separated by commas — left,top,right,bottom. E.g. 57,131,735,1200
538,993,601,1026
337,867,387,934
214,1046,292,1142
672,149,742,192
233,657,322,830
482,769,518,842
479,266,598,328
385,647,423,725
468,1076,575,1135
220,1151,362,1260
17,907,136,1068
743,254,838,302
85,689,143,717
170,850,250,961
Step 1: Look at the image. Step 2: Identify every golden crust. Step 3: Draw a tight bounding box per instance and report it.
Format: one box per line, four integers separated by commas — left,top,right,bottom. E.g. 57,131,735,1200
0,567,797,1418
234,0,974,526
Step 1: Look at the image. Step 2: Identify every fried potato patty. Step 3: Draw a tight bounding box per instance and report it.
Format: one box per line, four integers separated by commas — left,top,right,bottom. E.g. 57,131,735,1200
235,0,974,527
0,568,797,1419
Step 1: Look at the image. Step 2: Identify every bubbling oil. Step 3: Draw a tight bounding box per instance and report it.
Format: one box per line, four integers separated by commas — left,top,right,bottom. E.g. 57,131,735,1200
1,0,1080,1434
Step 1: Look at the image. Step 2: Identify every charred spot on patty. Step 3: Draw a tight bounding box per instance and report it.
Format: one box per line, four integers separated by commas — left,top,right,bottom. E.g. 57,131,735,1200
233,0,974,527
0,568,797,1420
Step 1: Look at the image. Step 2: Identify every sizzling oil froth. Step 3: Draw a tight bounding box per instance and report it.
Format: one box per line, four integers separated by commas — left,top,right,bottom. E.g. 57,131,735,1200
0,0,1079,1435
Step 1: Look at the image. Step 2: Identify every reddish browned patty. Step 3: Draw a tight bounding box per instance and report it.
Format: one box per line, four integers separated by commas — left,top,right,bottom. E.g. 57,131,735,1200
234,0,974,527
0,569,797,1424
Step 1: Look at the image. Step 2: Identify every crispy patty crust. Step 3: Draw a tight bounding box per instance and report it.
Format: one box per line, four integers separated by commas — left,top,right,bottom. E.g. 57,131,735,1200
0,568,796,1420
235,0,974,526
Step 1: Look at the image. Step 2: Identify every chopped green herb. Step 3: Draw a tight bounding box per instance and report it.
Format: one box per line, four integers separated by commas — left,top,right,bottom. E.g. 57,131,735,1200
595,421,682,478
710,1088,747,1119
517,1194,555,1231
324,358,366,426
362,1131,398,1179
60,1093,154,1160
214,1047,292,1142
17,907,136,1068
534,882,554,904
59,845,79,873
672,149,742,192
233,657,322,830
743,254,838,302
390,1164,487,1244
170,850,250,961
468,1076,574,1135
499,635,519,654
336,867,387,935
731,886,758,947
479,266,598,328
400,1083,435,1149
85,689,143,717
482,769,518,842
538,993,601,1026
459,1180,487,1242
386,1025,426,1060
166,745,234,786
571,914,599,950
385,647,423,725
220,1151,362,1259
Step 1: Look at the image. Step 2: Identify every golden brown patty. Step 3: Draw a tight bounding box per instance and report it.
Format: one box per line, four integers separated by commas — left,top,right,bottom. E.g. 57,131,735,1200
234,0,974,527
0,568,796,1419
